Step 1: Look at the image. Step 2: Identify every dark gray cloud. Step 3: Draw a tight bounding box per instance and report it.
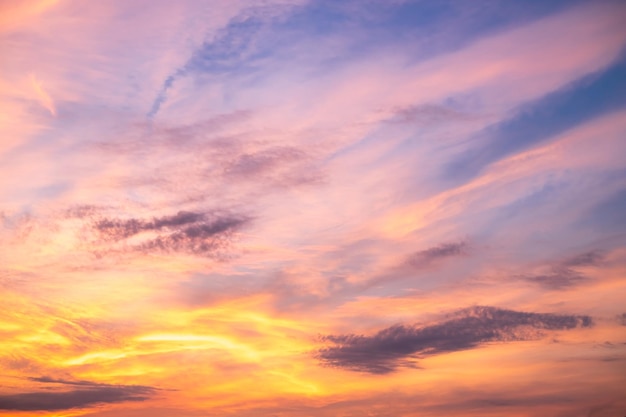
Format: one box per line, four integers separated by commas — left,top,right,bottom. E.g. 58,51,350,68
0,377,157,411
95,211,205,241
317,306,592,374
149,211,205,229
27,376,155,389
407,241,467,269
618,313,626,326
137,215,249,256
91,210,250,258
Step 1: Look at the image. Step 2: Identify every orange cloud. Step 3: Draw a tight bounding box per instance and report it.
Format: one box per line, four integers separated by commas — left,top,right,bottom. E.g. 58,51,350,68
0,0,60,32
29,74,56,116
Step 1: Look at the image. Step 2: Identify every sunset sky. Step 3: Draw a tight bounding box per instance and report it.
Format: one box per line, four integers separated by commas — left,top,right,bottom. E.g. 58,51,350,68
1,1,626,416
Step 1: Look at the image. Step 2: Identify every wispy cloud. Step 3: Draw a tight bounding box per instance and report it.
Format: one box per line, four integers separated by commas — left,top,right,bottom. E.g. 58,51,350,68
563,250,605,267
520,267,587,290
517,250,606,290
147,1,303,119
28,74,56,116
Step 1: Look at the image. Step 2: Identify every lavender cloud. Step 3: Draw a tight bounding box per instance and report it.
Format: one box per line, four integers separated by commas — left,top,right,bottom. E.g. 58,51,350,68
563,250,605,267
518,250,605,290
224,146,307,179
406,241,468,269
520,267,587,290
389,103,474,125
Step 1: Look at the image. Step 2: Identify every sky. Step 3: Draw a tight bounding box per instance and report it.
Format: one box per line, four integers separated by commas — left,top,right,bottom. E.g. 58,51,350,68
1,0,626,416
